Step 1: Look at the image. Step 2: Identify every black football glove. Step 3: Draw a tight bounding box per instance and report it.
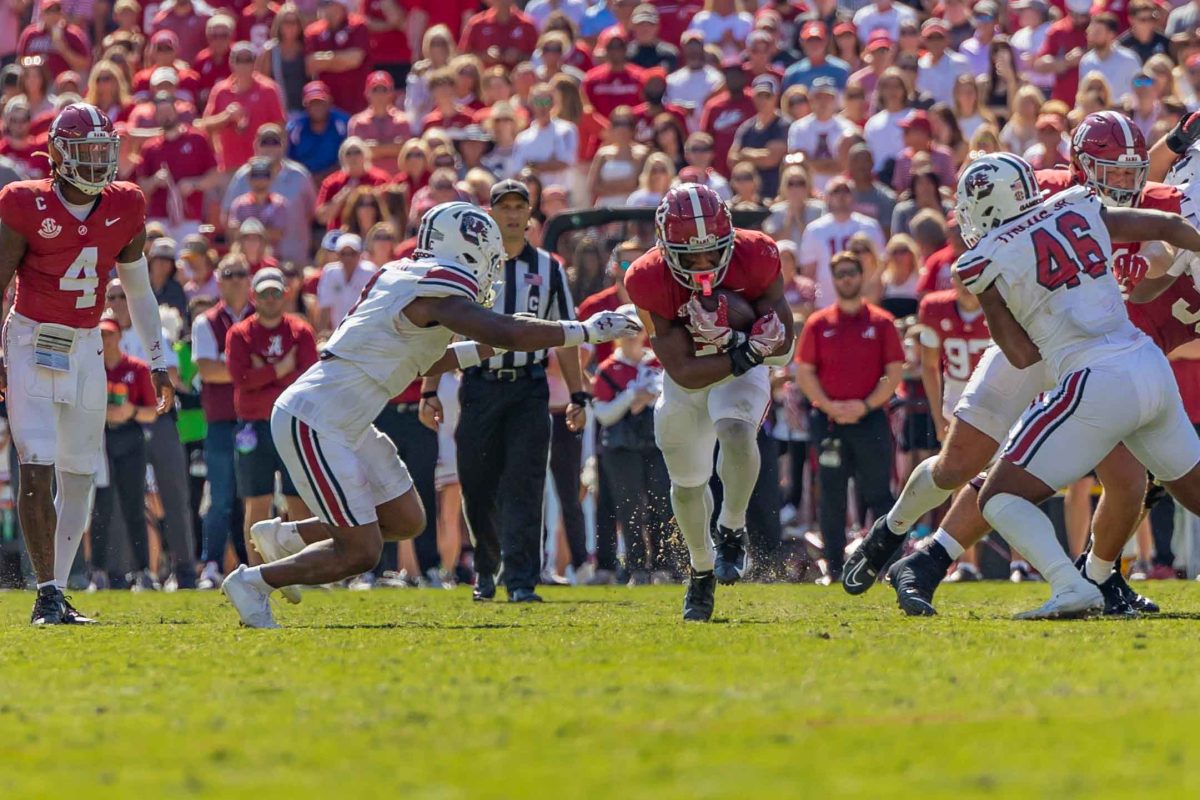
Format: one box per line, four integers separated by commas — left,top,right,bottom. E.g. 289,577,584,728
1166,112,1200,155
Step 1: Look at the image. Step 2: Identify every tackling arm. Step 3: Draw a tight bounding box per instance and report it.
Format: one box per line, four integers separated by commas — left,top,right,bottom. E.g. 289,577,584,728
1103,207,1200,253
404,295,638,351
978,286,1042,370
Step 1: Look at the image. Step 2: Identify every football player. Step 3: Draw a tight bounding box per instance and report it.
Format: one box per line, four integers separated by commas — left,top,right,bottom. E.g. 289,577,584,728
623,184,793,622
0,103,173,625
223,203,640,628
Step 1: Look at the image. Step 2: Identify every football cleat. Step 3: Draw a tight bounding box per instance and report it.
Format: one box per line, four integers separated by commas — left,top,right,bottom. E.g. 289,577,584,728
712,525,750,585
473,571,496,602
944,562,981,583
60,595,97,624
221,565,279,629
1073,553,1156,615
31,586,64,626
683,570,716,622
842,516,905,596
249,517,303,604
889,543,953,617
1013,581,1103,620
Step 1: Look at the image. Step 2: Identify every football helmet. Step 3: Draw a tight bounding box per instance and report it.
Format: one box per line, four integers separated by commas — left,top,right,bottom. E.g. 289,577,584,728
955,154,1042,248
1070,110,1147,208
413,201,505,306
49,102,120,195
655,183,734,293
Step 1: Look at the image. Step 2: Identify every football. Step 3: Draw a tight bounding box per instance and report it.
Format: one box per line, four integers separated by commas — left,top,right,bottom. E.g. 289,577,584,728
698,287,758,333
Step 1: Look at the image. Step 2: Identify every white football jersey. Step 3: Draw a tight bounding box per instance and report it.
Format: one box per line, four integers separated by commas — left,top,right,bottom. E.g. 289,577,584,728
955,186,1146,380
277,258,479,445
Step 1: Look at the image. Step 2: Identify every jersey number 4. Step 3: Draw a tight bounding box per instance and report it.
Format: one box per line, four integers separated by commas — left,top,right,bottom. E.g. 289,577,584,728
60,247,99,309
1032,211,1107,291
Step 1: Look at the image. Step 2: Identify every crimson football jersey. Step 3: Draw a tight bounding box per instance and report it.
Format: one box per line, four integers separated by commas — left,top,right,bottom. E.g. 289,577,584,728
625,228,780,324
0,180,146,328
917,289,992,391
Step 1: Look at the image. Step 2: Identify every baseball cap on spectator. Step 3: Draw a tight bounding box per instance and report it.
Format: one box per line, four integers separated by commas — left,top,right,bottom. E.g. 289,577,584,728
632,4,658,24
826,176,853,194
337,233,363,254
680,30,705,46
146,220,168,240
231,41,256,59
720,54,745,71
599,28,629,50
252,268,286,294
865,33,893,52
248,157,273,178
1035,113,1064,133
207,14,235,33
319,230,341,252
810,76,838,96
366,71,394,94
747,29,773,47
921,18,948,37
113,0,138,13
455,124,492,143
151,30,180,50
54,71,81,93
642,66,667,83
153,89,176,105
40,0,62,9
302,81,333,105
149,238,177,261
239,217,267,237
833,22,857,38
1064,0,1091,12
972,1,998,23
150,67,179,87
490,102,517,122
752,74,780,95
181,234,209,260
899,110,932,134
801,21,826,41
490,178,530,205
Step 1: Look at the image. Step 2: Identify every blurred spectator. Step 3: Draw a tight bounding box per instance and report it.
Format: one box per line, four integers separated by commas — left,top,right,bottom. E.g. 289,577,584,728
535,31,586,83
744,29,783,81
729,161,765,208
137,91,220,241
891,169,949,238
194,13,236,105
1121,1,1170,64
939,0,974,49
628,5,678,72
512,81,577,193
257,3,309,115
127,70,200,132
686,0,751,58
764,163,825,245
180,234,218,300
360,0,410,84
315,137,391,229
340,186,392,237
864,67,910,174
1000,84,1044,155
16,56,53,119
230,218,280,275
914,211,961,295
304,0,370,114
405,24,456,133
879,234,921,318
666,31,722,130
786,77,855,192
459,0,539,69
365,221,398,266
202,40,286,173
728,74,787,199
795,250,902,583
225,124,317,265
86,60,135,124
229,158,291,246
852,0,916,44
588,106,646,206
584,29,645,118
1081,13,1142,105
1024,113,1069,168
349,71,411,163
148,238,191,322
1035,0,1090,105
287,80,350,180
917,17,970,105
241,0,279,51
890,110,956,194
421,68,475,133
134,32,203,105
800,177,884,309
957,1,998,76
316,233,373,335
850,34,893,108
407,166,468,228
1011,0,1053,93
950,75,992,143
17,0,90,76
847,144,895,237
551,73,608,195
89,316,159,591
453,125,493,176
0,99,49,180
1167,0,1200,37
1129,69,1162,137
151,0,213,64
192,255,254,589
784,21,849,91
701,58,754,177
226,268,318,556
527,0,587,31
680,131,730,200
481,103,521,177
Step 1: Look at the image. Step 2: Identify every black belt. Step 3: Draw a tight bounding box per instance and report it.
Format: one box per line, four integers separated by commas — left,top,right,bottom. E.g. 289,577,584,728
465,363,546,382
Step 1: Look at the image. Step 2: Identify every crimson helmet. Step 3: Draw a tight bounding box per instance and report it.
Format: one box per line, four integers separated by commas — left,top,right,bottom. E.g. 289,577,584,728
49,102,119,195
1070,110,1147,208
655,183,734,293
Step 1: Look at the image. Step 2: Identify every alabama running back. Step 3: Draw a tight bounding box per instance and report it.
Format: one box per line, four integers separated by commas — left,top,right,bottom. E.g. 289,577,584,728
623,184,792,622
0,102,171,626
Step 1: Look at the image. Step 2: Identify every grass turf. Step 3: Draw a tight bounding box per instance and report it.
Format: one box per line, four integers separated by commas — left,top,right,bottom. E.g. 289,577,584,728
1,582,1199,799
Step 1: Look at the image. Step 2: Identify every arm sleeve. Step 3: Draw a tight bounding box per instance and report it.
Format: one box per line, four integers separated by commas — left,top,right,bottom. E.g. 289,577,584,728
116,256,167,369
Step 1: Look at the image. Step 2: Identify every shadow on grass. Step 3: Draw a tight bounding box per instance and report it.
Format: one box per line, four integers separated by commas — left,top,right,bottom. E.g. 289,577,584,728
299,621,532,630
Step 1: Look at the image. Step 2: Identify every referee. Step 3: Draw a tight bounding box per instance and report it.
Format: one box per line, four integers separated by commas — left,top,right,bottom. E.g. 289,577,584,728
449,179,590,602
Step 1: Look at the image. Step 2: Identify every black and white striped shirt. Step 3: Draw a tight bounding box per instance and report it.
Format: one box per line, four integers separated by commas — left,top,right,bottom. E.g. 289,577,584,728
484,242,576,370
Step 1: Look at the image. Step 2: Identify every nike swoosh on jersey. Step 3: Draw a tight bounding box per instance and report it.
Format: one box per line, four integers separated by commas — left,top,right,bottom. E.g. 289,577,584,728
105,218,120,226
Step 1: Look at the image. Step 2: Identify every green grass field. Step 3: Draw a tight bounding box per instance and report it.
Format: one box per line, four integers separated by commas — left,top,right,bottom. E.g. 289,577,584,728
2,582,1200,800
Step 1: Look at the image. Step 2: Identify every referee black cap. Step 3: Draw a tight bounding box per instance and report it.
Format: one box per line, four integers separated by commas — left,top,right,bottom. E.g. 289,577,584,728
490,179,530,206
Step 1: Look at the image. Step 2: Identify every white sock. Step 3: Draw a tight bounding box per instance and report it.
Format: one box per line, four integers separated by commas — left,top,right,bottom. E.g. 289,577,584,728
886,458,951,535
932,528,965,560
36,580,56,590
715,420,759,531
1085,552,1115,584
982,493,1079,593
278,521,306,555
242,565,274,593
53,471,95,589
671,482,716,572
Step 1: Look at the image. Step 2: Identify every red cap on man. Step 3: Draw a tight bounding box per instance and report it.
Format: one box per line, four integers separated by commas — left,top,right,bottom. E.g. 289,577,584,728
365,71,394,94
303,81,333,105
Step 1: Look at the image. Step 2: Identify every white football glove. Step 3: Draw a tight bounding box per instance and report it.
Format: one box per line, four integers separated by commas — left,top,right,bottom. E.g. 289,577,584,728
747,312,786,358
582,310,643,343
683,294,737,349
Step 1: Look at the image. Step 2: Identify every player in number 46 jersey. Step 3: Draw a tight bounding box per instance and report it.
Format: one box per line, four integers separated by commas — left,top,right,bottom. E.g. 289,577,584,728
0,103,172,626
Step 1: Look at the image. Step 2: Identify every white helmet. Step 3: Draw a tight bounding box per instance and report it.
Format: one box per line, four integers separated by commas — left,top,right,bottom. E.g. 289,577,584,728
413,202,505,306
955,153,1042,247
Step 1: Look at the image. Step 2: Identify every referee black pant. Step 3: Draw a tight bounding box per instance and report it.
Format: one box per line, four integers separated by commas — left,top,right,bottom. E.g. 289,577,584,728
811,409,895,576
90,423,149,576
456,368,551,592
373,403,439,575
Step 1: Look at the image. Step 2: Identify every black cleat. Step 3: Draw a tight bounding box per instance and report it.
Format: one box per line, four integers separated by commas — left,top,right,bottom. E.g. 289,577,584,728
842,516,906,595
683,570,716,622
889,543,951,616
60,596,96,624
1113,570,1159,613
31,586,64,626
472,572,496,602
1074,554,1147,616
712,526,749,585
508,588,543,603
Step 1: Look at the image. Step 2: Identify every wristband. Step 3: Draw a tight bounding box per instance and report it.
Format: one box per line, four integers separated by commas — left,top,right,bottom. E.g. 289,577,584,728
570,391,592,406
728,339,764,376
450,340,482,369
421,390,439,399
560,320,586,347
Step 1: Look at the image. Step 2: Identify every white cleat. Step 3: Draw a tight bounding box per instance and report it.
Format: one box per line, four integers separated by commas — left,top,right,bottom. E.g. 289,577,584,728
249,517,303,604
1013,582,1104,621
221,565,280,629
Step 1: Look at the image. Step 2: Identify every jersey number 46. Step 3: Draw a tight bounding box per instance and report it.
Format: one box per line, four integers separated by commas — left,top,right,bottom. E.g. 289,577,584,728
1032,211,1107,291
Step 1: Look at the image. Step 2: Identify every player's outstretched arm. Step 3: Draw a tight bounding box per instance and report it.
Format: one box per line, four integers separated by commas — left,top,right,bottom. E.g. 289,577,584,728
1102,207,1200,253
405,295,640,352
978,287,1042,369
0,220,29,401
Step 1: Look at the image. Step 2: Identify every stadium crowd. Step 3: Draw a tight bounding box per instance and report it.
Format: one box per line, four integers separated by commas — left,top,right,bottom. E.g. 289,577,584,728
1,0,1200,591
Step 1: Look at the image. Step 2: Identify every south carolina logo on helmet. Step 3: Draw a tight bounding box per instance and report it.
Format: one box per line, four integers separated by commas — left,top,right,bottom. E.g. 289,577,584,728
955,154,1042,247
49,102,120,196
413,202,505,307
655,183,734,295
1071,110,1148,208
